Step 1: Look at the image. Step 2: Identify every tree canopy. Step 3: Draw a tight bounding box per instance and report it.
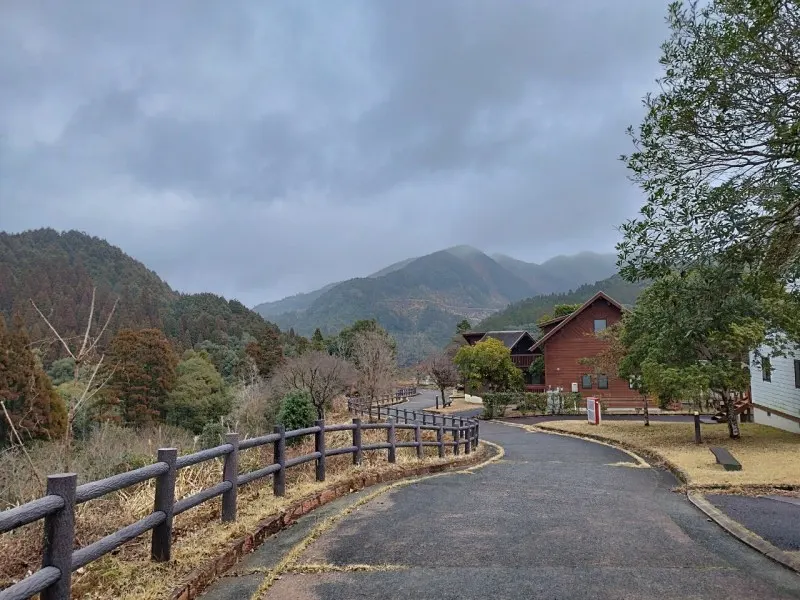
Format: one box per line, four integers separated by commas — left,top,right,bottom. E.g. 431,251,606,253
619,0,800,285
453,338,524,393
0,315,67,445
165,351,231,433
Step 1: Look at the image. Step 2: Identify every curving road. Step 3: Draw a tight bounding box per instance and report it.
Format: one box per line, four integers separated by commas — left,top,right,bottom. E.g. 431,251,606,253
202,390,800,599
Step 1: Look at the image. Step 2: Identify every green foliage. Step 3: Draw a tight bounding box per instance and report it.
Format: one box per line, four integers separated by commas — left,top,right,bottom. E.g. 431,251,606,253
456,319,472,333
479,275,647,332
329,319,396,363
164,351,231,434
454,338,524,393
277,390,317,445
47,357,76,386
527,355,545,381
619,0,800,288
198,421,226,450
0,315,67,445
482,391,551,418
617,267,791,437
311,328,326,351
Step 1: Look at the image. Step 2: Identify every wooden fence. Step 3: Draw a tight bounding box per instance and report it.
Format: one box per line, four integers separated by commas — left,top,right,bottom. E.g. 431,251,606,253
347,386,418,411
0,392,478,600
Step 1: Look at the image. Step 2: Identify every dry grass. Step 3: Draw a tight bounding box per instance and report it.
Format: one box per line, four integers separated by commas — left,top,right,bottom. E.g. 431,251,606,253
424,397,478,414
535,420,800,488
0,412,478,599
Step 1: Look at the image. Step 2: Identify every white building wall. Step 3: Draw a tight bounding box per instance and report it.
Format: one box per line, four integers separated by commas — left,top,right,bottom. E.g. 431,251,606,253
750,346,800,433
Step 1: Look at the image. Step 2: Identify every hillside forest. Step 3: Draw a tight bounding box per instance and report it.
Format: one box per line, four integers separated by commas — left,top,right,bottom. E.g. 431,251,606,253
0,229,405,509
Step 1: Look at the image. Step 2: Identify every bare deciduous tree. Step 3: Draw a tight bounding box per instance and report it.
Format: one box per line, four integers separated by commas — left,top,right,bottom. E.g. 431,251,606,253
31,288,118,462
352,331,397,405
426,352,458,409
275,351,355,419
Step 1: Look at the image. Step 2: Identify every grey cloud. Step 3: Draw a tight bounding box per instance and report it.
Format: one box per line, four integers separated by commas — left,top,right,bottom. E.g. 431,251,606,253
0,0,669,305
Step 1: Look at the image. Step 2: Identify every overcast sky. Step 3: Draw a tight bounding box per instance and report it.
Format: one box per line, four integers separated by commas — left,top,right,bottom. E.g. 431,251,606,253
0,1,669,305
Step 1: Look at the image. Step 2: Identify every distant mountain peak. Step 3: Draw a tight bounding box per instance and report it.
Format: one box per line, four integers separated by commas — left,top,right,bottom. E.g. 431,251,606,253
444,245,484,258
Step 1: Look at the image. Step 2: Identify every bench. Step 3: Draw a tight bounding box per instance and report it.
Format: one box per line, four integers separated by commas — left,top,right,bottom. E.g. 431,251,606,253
709,446,742,471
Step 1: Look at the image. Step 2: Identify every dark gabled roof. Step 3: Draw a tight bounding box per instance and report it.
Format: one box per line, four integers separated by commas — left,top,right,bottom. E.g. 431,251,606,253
528,291,626,352
462,331,486,345
462,330,535,350
482,330,530,350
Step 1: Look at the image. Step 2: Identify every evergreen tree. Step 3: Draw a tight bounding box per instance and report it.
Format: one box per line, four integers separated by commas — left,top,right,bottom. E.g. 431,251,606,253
165,351,231,433
107,328,178,427
0,314,67,444
311,328,326,351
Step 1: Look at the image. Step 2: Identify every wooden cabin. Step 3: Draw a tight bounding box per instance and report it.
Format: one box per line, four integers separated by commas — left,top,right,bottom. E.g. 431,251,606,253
463,291,647,410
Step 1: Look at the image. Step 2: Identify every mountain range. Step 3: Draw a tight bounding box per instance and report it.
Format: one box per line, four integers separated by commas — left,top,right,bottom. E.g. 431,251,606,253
254,246,623,364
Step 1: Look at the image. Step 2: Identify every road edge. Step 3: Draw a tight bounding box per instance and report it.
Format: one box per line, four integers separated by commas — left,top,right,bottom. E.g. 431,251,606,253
170,441,502,600
687,491,800,574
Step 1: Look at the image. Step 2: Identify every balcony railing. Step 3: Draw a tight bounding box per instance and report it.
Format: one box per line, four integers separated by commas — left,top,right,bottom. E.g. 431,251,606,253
511,354,536,368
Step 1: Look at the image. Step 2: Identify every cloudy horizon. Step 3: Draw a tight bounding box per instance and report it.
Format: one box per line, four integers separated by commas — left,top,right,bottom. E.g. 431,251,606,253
0,1,669,305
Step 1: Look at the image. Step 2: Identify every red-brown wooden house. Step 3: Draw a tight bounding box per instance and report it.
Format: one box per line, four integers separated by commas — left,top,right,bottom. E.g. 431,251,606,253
463,291,648,409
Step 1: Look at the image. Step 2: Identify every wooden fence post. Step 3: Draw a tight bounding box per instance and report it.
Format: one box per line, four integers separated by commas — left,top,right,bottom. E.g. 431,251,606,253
452,426,460,456
41,473,77,600
694,412,702,444
151,448,177,562
353,418,362,465
315,420,326,481
369,404,373,421
437,424,445,458
414,422,423,459
403,408,408,423
222,433,239,522
273,425,286,497
387,418,396,463
465,426,472,454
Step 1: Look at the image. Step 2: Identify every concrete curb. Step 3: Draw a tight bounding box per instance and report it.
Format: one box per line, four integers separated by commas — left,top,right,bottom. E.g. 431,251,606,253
169,443,497,600
687,492,800,574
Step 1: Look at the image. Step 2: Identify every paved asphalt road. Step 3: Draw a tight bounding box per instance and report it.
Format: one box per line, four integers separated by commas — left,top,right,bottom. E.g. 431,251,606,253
708,494,800,552
203,390,800,600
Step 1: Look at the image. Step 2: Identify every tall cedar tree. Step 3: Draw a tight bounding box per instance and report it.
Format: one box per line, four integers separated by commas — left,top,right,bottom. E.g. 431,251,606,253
0,314,67,444
107,329,178,427
245,328,283,379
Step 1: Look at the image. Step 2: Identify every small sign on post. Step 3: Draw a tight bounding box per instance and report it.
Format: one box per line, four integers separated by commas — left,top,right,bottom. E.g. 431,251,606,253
587,396,601,425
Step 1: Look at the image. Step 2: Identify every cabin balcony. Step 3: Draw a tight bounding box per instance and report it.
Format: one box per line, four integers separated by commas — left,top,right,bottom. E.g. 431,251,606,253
511,353,536,368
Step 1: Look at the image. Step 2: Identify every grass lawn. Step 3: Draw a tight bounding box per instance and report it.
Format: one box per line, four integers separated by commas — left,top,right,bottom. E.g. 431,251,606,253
534,420,800,489
425,397,480,414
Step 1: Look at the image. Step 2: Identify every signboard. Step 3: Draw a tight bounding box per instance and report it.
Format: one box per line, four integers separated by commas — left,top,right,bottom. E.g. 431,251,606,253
587,396,601,425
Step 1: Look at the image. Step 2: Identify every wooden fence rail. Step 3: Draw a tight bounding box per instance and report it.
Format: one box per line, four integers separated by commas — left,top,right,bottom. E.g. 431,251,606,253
0,387,478,600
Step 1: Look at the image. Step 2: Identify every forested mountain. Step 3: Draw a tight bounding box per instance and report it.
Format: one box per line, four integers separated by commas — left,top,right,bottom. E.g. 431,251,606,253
492,251,617,294
0,229,287,362
477,274,649,333
260,246,619,365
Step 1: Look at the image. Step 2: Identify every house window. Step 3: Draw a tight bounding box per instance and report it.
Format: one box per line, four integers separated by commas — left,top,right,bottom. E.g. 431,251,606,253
598,374,609,389
581,374,592,389
594,319,607,333
794,360,800,388
762,357,771,382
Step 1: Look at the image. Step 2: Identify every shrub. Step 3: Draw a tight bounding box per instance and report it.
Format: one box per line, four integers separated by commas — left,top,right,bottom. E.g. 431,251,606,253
277,390,317,445
198,421,226,449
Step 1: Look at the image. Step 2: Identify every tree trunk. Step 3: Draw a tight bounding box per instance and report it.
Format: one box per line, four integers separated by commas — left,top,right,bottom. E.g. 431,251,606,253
721,390,740,439
642,393,650,426
439,387,446,408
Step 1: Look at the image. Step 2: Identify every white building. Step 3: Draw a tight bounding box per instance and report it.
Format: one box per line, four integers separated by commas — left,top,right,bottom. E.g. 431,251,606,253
749,346,800,433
